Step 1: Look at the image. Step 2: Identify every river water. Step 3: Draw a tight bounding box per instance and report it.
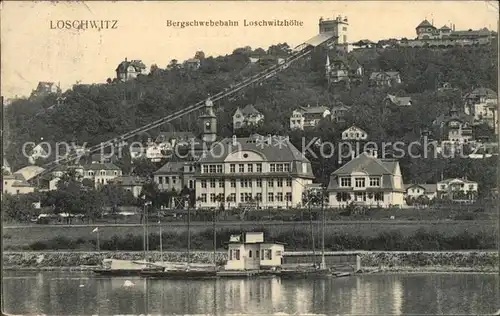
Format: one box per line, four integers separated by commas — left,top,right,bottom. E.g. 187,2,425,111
2,271,499,315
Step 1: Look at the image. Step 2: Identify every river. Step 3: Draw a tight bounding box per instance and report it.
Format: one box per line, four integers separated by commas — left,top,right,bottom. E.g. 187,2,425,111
2,271,499,315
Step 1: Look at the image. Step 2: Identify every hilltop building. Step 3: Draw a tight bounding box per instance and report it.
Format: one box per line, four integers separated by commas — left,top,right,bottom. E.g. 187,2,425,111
116,58,147,81
319,14,350,52
399,19,497,48
327,152,405,208
290,105,331,130
233,105,264,130
369,71,402,87
30,82,61,99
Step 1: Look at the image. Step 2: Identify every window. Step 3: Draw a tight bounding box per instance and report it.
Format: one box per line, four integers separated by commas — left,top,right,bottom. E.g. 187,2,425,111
100,171,105,176
229,193,236,202
216,165,223,173
277,179,283,187
256,193,262,201
270,164,276,172
265,249,272,260
239,164,244,173
285,192,292,202
210,179,216,188
230,164,235,173
256,164,262,172
230,179,236,188
248,164,253,173
256,179,262,187
209,165,216,173
210,193,216,202
189,180,194,189
276,192,283,202
240,179,250,188
158,176,163,184
240,193,244,202
277,164,284,172
268,179,274,187
203,165,209,173
219,179,224,188
249,250,252,258
355,178,365,188
268,192,274,202
201,180,207,188
200,194,207,202
369,177,380,187
340,177,351,187
165,177,170,184
172,177,176,184
235,249,240,260
286,179,292,187
284,164,290,172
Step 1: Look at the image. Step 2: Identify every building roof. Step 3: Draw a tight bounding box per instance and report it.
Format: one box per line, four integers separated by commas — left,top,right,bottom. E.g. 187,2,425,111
237,104,262,116
296,105,330,115
155,132,197,143
386,94,413,106
116,59,146,73
108,175,147,186
52,163,121,172
13,166,45,181
465,87,497,99
303,33,335,47
154,161,191,174
438,178,477,185
342,125,367,134
416,19,435,29
440,25,451,31
197,135,311,164
404,183,437,193
369,72,400,80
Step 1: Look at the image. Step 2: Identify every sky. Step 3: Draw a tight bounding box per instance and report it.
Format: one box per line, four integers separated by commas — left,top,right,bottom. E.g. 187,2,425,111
1,1,498,99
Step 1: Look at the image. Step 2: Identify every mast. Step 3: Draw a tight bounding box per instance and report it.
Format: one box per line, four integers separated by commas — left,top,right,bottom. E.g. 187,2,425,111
308,193,316,260
213,206,217,268
159,218,163,264
143,202,147,261
187,199,191,268
320,186,326,269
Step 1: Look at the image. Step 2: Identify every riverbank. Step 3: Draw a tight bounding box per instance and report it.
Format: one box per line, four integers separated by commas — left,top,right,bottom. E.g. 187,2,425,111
3,251,498,272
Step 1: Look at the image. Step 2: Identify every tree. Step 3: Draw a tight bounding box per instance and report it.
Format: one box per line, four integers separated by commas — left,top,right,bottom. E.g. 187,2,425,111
131,158,158,178
194,51,205,60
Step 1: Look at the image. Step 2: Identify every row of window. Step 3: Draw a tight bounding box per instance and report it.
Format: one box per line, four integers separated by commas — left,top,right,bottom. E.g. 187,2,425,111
201,163,293,174
55,171,119,177
229,249,274,261
200,178,293,188
340,177,380,188
199,192,293,203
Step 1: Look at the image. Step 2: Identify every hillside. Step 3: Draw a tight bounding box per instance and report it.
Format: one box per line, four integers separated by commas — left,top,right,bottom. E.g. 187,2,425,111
4,42,498,190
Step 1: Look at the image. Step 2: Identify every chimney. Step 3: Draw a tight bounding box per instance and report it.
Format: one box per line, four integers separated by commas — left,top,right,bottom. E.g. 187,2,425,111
125,57,128,62
453,24,455,31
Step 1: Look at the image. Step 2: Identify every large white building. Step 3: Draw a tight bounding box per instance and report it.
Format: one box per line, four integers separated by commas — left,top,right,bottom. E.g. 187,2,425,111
194,134,315,209
49,163,123,190
327,152,405,208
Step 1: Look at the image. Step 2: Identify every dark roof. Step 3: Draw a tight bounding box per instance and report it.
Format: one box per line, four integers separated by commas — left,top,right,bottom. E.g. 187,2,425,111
416,20,435,29
296,105,330,115
369,72,400,80
108,175,147,186
53,163,121,172
155,132,197,143
197,135,311,164
465,87,497,99
154,161,192,175
440,25,451,31
404,183,437,192
237,104,262,116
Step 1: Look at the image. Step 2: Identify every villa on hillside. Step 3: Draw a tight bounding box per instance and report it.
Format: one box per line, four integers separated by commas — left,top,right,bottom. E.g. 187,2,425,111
233,105,264,130
183,58,201,71
464,87,498,133
369,71,402,87
341,125,368,141
49,163,123,190
30,81,61,99
2,173,35,195
107,176,147,198
154,161,196,192
290,105,331,130
327,152,405,208
116,58,147,82
404,184,437,201
331,103,350,123
325,54,363,85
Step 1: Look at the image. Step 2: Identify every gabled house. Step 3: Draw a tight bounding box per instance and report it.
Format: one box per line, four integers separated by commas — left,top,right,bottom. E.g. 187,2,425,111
107,176,147,198
2,173,35,195
155,132,197,146
369,71,402,87
116,58,147,82
385,94,413,106
154,161,196,192
233,105,264,130
290,106,331,130
327,152,405,208
325,55,363,85
436,178,478,201
341,125,368,141
434,106,474,143
352,39,376,49
27,143,49,164
404,184,437,201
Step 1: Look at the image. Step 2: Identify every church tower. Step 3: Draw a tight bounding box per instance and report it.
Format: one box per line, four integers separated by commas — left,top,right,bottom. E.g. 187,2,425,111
200,96,217,143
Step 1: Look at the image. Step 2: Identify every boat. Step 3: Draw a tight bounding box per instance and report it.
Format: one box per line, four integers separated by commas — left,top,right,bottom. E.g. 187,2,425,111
140,267,217,279
93,259,163,276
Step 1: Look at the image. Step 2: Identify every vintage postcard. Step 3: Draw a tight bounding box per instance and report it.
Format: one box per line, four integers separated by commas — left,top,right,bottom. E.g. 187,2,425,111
1,1,499,315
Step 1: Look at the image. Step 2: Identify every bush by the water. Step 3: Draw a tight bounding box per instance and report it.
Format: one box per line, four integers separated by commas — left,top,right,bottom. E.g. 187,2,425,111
24,228,495,251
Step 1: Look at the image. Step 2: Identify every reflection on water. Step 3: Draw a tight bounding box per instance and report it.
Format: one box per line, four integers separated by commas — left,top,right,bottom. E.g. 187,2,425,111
3,271,499,315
